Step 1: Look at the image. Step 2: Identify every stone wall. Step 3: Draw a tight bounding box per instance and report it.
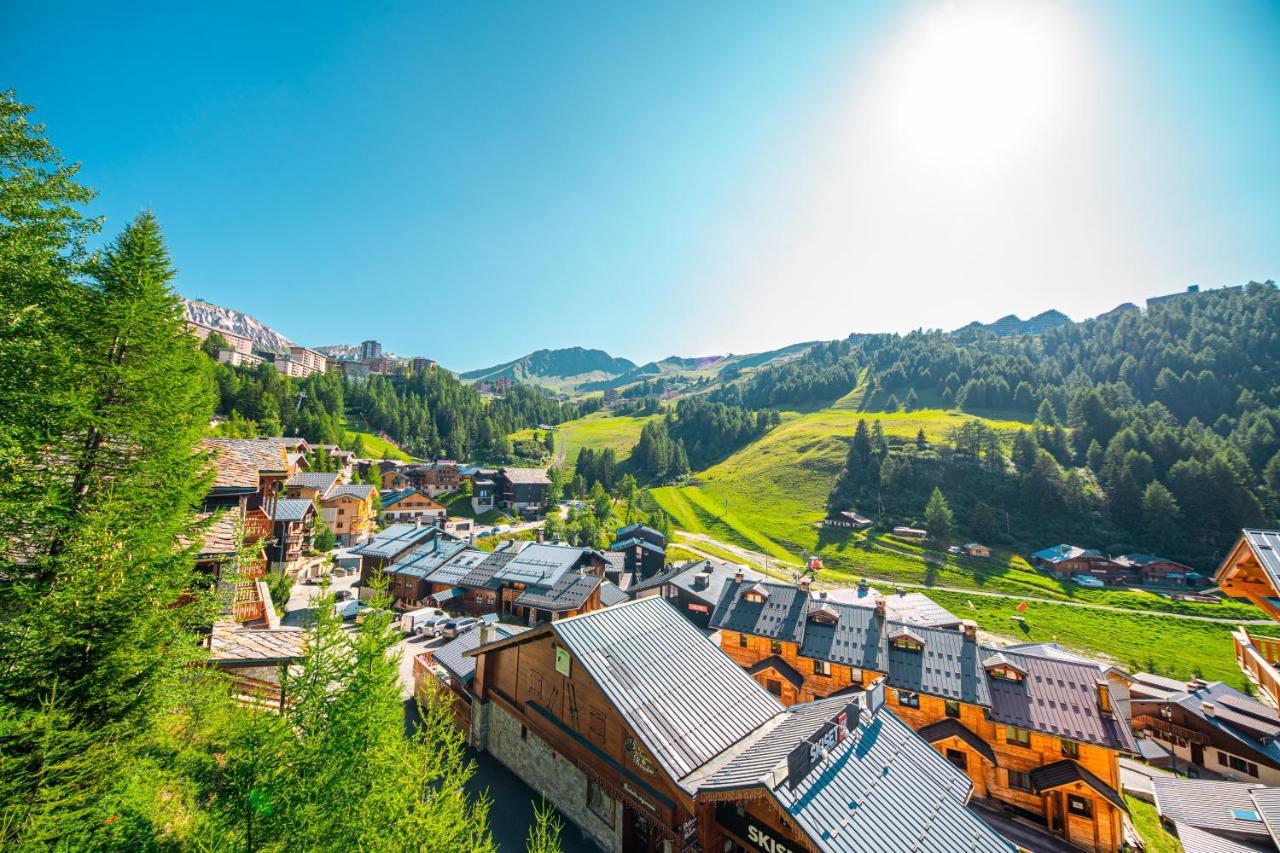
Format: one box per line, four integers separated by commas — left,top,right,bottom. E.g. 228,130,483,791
483,702,622,852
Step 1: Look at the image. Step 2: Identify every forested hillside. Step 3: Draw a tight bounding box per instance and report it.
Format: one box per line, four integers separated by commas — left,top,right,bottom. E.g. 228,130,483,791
777,283,1280,567
208,355,588,461
629,398,780,482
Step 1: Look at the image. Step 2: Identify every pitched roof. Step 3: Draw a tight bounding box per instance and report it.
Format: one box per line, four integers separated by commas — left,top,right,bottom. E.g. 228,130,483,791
551,597,784,791
1238,529,1280,589
270,498,315,523
202,438,289,489
1152,777,1275,841
350,523,442,559
597,580,629,607
701,694,1013,853
609,537,666,554
710,579,809,640
500,467,551,485
748,655,805,691
457,549,517,591
983,648,1136,751
513,572,603,612
325,484,375,501
1030,543,1103,563
820,585,961,628
918,718,997,765
433,624,529,684
193,510,240,558
208,621,306,663
285,471,340,491
885,623,991,706
493,542,592,586
1030,760,1127,812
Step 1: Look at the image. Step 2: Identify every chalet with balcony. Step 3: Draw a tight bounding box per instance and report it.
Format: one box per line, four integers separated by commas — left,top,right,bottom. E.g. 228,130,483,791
1130,672,1280,785
1112,553,1196,586
711,577,1137,851
379,488,446,524
412,461,463,497
1031,544,1127,582
461,597,1011,853
265,497,316,574
1216,530,1280,706
497,467,551,512
321,483,377,545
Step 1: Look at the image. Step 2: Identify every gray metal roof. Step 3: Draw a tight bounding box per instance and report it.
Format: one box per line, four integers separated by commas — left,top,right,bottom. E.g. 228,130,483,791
710,579,808,640
388,540,470,579
886,624,992,706
984,648,1136,751
597,579,629,607
494,543,591,586
456,549,515,590
270,498,315,523
918,718,997,765
1153,778,1274,839
326,483,375,500
513,572,602,612
705,696,1013,853
821,586,961,628
666,559,764,606
433,624,529,684
552,597,784,792
1243,529,1280,589
798,601,885,672
427,548,489,586
285,471,340,490
609,537,666,554
351,523,441,559
1170,822,1272,853
1029,760,1126,811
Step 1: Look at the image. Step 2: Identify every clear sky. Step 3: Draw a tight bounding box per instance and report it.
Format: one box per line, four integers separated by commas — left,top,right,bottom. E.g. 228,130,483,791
4,1,1278,370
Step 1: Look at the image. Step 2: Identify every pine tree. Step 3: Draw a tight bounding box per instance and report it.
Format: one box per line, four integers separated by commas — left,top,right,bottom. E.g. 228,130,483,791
526,798,564,853
923,487,954,542
969,501,1000,542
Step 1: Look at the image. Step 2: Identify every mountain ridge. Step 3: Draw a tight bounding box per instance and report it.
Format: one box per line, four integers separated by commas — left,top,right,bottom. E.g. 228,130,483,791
182,298,295,353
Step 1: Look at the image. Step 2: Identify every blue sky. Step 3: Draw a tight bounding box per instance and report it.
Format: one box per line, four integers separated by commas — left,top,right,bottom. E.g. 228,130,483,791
4,1,1278,371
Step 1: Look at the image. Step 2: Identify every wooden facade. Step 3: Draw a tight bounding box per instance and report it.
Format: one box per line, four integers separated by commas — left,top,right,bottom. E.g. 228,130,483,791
718,625,1129,852
472,629,694,852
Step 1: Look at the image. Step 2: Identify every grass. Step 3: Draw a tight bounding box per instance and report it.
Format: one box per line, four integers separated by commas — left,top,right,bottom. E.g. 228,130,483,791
1125,795,1180,853
646,404,1261,621
343,422,412,461
553,411,656,465
927,589,1248,686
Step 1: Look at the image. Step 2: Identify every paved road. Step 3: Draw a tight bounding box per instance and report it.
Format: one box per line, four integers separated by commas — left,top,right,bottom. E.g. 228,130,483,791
674,532,1269,625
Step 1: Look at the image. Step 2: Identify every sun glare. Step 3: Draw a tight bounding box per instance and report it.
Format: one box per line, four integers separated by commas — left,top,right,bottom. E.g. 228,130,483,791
875,0,1084,176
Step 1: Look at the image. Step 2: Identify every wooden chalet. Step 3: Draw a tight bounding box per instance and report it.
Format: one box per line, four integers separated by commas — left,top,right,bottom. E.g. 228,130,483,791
608,523,667,579
1217,530,1280,706
824,509,872,530
379,487,446,524
463,597,1010,853
712,577,1137,851
1030,544,1127,582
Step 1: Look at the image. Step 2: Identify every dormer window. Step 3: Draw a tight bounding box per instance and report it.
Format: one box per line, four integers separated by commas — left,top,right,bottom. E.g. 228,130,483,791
809,604,840,625
744,592,766,604
1098,683,1112,714
743,583,770,604
892,637,924,652
983,652,1028,682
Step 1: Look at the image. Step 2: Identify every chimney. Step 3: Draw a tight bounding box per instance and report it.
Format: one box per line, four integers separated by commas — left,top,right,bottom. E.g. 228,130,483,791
734,569,744,585
799,576,811,593
536,529,544,544
874,595,886,619
414,516,422,529
478,620,494,646
1202,701,1216,718
857,577,869,593
961,619,977,643
817,590,828,601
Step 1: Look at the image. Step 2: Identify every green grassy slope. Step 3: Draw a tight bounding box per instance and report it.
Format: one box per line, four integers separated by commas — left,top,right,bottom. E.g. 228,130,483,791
553,412,656,464
343,422,412,461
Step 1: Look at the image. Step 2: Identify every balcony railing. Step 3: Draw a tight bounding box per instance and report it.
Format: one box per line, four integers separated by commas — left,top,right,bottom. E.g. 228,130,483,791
1233,627,1280,708
1133,714,1208,745
244,509,273,540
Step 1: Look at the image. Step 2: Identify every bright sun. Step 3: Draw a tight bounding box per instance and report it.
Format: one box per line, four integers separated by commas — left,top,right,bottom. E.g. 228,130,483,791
873,0,1085,176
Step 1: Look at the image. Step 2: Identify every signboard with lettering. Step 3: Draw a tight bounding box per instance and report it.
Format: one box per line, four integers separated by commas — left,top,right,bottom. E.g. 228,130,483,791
785,701,860,789
715,802,800,853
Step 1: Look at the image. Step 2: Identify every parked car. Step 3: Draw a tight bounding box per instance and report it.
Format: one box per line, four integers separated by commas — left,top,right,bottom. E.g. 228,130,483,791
336,599,363,619
1071,574,1105,588
438,617,479,639
355,606,392,625
401,606,449,637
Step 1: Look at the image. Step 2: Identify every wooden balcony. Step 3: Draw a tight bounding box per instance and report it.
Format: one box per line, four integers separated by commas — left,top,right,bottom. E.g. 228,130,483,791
1233,627,1280,708
1133,714,1208,745
231,582,265,623
244,508,273,541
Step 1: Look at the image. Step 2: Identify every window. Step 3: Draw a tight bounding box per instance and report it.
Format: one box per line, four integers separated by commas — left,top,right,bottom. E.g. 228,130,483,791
1005,726,1031,747
1060,739,1079,757
945,700,960,718
1219,752,1260,777
897,690,920,708
766,679,783,697
814,660,831,677
1067,795,1092,818
770,639,783,655
988,666,1024,682
892,638,923,652
1007,769,1033,791
946,749,968,772
520,724,528,742
738,633,748,648
587,780,614,828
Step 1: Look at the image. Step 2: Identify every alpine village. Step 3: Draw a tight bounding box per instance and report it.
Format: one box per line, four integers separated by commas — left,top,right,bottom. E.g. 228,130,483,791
6,23,1280,853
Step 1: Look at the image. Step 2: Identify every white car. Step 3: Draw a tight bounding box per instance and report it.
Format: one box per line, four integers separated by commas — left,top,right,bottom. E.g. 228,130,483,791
1071,575,1105,588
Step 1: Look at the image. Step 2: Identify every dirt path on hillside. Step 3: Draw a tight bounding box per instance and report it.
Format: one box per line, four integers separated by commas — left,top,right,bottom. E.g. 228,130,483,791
673,532,1272,626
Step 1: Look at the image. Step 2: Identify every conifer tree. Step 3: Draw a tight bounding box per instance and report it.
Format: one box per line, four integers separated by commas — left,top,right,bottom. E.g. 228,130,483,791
923,487,954,542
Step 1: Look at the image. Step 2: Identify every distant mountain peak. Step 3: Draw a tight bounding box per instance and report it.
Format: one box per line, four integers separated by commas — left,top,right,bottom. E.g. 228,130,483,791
183,298,295,353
